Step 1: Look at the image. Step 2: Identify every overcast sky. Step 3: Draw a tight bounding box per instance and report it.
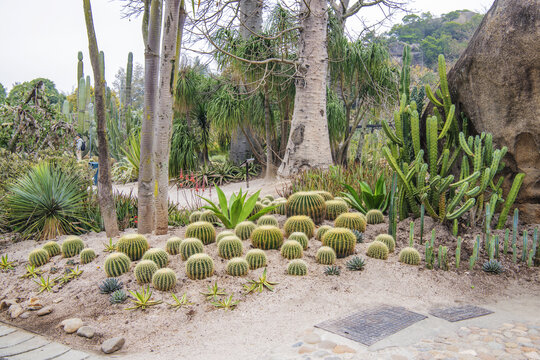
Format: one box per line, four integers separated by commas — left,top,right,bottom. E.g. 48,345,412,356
0,0,493,94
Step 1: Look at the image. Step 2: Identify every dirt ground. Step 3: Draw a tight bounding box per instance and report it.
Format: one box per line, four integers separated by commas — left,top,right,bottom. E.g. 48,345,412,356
0,213,539,360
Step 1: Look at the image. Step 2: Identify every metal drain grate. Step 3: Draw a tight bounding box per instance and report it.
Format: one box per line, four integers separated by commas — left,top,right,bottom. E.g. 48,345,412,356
315,306,427,346
429,305,493,322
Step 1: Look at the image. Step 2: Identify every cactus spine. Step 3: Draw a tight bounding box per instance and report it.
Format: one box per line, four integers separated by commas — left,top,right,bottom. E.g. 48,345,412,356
288,232,309,250
425,229,435,269
179,238,204,261
104,253,131,277
284,216,315,238
399,247,420,265
251,226,284,250
152,268,177,291
287,259,307,276
28,249,49,267
226,258,249,276
409,221,414,247
235,221,256,240
43,241,61,257
217,236,244,259
322,228,356,258
366,210,384,224
280,240,303,260
366,241,389,260
166,237,183,255
200,210,221,225
62,236,85,258
189,211,202,223
117,234,149,261
185,253,214,280
80,248,96,264
286,192,326,224
216,231,235,243
245,249,267,269
185,221,216,244
315,191,334,201
142,248,169,268
316,246,337,265
134,260,158,284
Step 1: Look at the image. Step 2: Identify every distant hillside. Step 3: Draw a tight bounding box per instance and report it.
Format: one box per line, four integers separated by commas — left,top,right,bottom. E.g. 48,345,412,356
386,10,484,68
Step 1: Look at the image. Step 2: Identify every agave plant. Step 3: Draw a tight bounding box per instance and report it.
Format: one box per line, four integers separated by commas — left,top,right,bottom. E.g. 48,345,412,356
7,162,93,239
200,186,276,229
341,175,389,214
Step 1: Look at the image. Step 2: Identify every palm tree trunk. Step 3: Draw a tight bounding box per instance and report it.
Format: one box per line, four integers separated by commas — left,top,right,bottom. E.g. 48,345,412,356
155,0,182,235
138,0,162,234
82,0,119,237
277,0,333,177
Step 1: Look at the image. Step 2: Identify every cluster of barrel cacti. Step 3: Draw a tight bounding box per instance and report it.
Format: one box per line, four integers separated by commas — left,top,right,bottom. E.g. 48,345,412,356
286,192,326,224
43,241,61,257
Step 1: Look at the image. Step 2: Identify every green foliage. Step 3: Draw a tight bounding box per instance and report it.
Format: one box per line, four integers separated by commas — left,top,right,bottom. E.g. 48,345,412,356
288,232,309,250
286,192,326,224
437,245,449,270
280,240,303,260
99,278,123,294
21,264,43,278
324,265,341,276
142,248,169,268
217,236,243,259
134,260,158,284
226,257,249,276
168,293,194,310
284,215,315,238
399,247,421,265
185,221,216,245
185,253,214,280
257,215,278,227
179,238,204,261
251,225,284,250
116,234,149,261
316,246,336,265
482,259,503,274
212,294,240,311
201,282,226,301
496,174,525,229
375,234,396,253
346,256,366,271
28,248,49,267
456,237,462,269
322,228,356,258
287,259,307,276
366,209,384,224
245,249,267,270
334,213,366,232
351,229,364,243
274,200,287,215
80,248,96,264
34,276,55,293
109,289,128,304
104,253,131,277
366,241,389,260
125,286,162,310
62,236,85,258
325,200,348,220
166,237,183,255
103,238,117,253
388,174,398,238
341,175,389,214
152,268,177,291
244,268,277,293
169,119,198,176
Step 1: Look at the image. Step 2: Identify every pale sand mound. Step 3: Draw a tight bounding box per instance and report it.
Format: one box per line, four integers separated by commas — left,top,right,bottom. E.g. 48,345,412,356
0,217,538,360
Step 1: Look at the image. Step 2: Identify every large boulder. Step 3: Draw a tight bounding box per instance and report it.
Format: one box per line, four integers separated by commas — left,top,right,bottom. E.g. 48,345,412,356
446,0,540,223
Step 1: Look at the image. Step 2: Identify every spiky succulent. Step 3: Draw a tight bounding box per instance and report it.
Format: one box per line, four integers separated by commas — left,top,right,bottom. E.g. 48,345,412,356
325,200,348,220
288,232,309,250
286,192,326,224
189,210,202,223
251,225,284,250
257,215,279,227
346,256,366,271
142,248,169,268
152,268,177,291
80,248,96,264
165,237,183,255
334,212,366,232
399,247,421,265
366,209,384,224
185,221,216,245
250,202,264,217
217,236,244,259
99,278,123,294
482,259,504,274
284,215,315,238
280,240,303,260
315,191,334,201
116,234,149,261
134,260,158,284
185,253,214,280
275,201,287,215
324,265,341,276
104,252,131,277
375,234,396,252
316,246,336,265
366,241,389,260
28,248,49,267
216,231,235,243
109,289,127,304
316,225,332,241
226,257,249,277
322,228,356,258
234,221,257,240
179,238,204,261
200,210,221,225
42,241,61,257
351,229,364,243
287,259,307,276
245,249,267,269
61,236,85,258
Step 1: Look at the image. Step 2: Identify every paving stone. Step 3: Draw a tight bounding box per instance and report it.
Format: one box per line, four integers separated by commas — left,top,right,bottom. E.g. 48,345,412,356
52,349,95,360
0,331,34,349
459,350,477,356
6,342,71,360
0,336,49,357
505,342,518,348
0,326,16,337
101,336,125,354
323,357,341,360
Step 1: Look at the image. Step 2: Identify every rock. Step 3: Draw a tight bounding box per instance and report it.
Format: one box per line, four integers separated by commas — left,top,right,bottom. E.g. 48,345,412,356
101,337,125,354
525,352,540,360
53,298,63,304
19,312,30,319
292,341,303,348
459,350,477,356
318,340,337,350
27,298,43,311
298,346,315,354
443,0,540,223
313,350,331,358
333,345,356,354
8,304,24,318
37,306,52,316
77,326,95,339
0,299,17,310
304,333,321,344
61,318,83,334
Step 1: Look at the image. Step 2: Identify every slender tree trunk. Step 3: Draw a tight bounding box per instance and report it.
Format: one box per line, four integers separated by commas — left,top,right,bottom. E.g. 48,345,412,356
83,0,119,237
138,0,162,234
277,0,333,177
354,116,369,161
155,0,182,235
264,85,276,179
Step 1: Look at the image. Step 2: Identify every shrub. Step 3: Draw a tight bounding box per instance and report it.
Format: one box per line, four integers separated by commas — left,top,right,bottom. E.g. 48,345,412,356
316,225,332,241
257,215,278,227
251,226,284,250
61,236,85,258
235,221,256,240
185,253,214,280
42,241,61,257
165,237,183,255
185,221,216,245
142,248,169,268
281,240,303,260
28,249,49,267
286,192,326,224
217,236,243,259
399,247,420,265
287,259,307,276
226,258,249,276
80,248,96,264
152,268,177,291
316,246,336,265
366,241,389,260
216,231,235,243
245,249,267,269
284,215,315,238
179,238,204,261
335,213,366,232
104,253,131,277
134,260,158,284
375,234,396,252
116,234,149,261
322,228,356,258
288,232,309,250
325,200,348,220
366,209,384,224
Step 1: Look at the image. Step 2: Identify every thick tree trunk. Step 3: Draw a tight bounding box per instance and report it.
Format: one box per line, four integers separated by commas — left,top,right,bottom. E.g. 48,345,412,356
83,0,119,237
138,0,162,234
277,0,333,177
155,0,182,235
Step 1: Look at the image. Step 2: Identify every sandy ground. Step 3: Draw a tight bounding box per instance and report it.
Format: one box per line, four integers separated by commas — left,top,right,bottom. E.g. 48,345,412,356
1,212,539,360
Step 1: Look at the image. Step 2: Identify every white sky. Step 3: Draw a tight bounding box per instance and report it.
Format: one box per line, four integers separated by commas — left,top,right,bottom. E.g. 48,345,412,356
0,0,493,94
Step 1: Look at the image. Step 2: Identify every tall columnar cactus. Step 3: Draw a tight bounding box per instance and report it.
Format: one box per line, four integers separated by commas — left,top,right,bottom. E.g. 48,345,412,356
335,213,366,232
226,258,249,276
77,51,84,91
28,249,49,267
316,225,332,241
134,260,158,283
185,221,216,245
152,268,177,291
43,241,61,257
235,221,256,240
280,240,303,260
284,216,315,238
399,247,420,265
316,246,336,265
325,200,348,220
366,210,384,224
288,232,309,250
117,234,149,261
166,237,183,255
366,241,389,260
62,236,85,258
80,248,96,264
124,51,133,132
286,192,326,224
388,174,398,238
217,236,243,259
438,246,449,270
185,253,214,280
257,215,278,227
245,249,267,269
322,228,356,258
425,229,436,269
409,221,414,247
512,208,518,251
455,237,462,269
375,234,396,253
521,230,528,262
287,259,307,276
251,226,284,250
142,248,169,268
104,253,131,277
179,238,204,261
420,204,425,243
496,174,525,229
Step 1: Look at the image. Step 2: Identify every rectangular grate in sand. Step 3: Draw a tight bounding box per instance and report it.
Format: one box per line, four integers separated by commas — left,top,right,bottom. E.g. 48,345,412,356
315,306,427,346
429,304,493,322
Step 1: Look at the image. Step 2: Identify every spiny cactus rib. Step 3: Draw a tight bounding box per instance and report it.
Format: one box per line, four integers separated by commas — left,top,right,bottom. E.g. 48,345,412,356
325,200,349,220
134,260,158,284
375,234,396,252
284,216,315,238
179,238,204,261
280,240,303,260
185,253,214,280
450,171,480,188
427,116,438,176
28,249,49,267
399,247,421,265
275,201,287,215
316,225,332,241
235,221,256,240
366,210,384,224
104,253,131,277
217,237,243,259
245,249,267,269
257,215,278,227
446,198,475,220
189,211,202,223
142,248,169,268
335,213,366,233
316,246,336,265
152,268,177,291
322,228,356,258
382,119,403,146
61,236,85,258
288,232,309,250
166,237,183,255
251,226,284,250
80,248,96,264
185,221,216,245
226,258,249,276
286,192,326,224
438,104,455,140
287,259,307,276
116,234,149,261
43,241,61,257
366,241,389,260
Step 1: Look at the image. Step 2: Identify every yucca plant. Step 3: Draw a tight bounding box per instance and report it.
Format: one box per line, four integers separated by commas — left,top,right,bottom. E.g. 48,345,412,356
7,162,94,239
200,186,276,229
125,286,162,310
341,175,389,214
